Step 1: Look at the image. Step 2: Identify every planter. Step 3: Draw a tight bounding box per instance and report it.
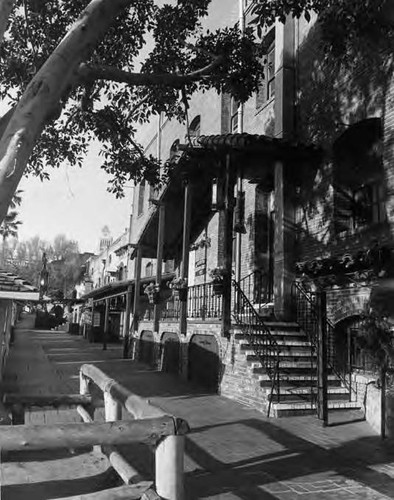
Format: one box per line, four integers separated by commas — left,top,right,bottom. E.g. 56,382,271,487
212,282,224,296
173,288,188,302
147,291,160,305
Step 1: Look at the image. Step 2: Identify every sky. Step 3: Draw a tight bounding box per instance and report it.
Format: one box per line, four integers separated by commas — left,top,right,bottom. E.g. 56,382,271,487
17,141,133,254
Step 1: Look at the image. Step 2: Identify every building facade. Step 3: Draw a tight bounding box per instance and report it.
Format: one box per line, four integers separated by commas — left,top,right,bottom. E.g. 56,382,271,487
80,1,394,418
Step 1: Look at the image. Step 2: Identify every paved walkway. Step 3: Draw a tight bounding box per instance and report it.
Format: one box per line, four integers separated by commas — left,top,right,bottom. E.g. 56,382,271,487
2,314,394,499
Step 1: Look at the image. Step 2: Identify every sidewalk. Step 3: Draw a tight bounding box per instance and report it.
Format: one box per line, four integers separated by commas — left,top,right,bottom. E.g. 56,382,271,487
3,314,394,499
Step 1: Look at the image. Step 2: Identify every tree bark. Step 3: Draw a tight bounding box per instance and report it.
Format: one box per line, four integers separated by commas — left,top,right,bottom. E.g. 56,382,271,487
0,0,14,46
0,0,134,225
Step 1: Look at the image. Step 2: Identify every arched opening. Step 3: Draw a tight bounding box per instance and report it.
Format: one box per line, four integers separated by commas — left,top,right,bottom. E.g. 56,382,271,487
334,315,375,374
139,330,155,365
187,115,201,139
188,334,219,392
161,332,180,374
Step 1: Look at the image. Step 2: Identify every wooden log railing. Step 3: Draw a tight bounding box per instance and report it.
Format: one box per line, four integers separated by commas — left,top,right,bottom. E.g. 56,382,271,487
1,364,190,500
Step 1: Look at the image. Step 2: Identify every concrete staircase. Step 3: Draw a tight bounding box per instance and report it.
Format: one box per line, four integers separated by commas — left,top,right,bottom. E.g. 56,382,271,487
233,321,361,418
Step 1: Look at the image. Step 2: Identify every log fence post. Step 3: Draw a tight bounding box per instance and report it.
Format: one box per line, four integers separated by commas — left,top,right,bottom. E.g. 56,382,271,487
155,434,184,500
104,391,122,422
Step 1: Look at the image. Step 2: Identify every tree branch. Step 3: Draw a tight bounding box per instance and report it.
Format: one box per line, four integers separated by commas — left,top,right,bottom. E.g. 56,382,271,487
78,55,223,87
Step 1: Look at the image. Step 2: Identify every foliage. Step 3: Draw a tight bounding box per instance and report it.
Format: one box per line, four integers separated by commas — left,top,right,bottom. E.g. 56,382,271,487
251,0,394,59
209,266,228,283
144,281,160,295
0,190,22,241
0,0,265,197
357,313,394,374
169,276,188,290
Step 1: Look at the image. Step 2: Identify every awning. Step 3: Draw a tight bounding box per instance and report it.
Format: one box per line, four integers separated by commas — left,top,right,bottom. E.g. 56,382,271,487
0,270,39,301
132,132,320,260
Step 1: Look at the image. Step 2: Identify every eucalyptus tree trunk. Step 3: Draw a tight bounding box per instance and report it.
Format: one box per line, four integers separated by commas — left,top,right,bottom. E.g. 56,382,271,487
0,0,133,225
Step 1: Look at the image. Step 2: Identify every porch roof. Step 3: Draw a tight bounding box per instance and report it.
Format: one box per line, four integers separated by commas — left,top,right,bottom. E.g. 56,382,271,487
132,132,320,260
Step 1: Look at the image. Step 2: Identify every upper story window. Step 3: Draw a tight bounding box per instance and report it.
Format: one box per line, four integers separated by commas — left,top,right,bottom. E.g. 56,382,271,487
138,181,145,216
169,139,180,161
230,98,240,133
256,28,275,109
333,118,385,234
145,261,153,277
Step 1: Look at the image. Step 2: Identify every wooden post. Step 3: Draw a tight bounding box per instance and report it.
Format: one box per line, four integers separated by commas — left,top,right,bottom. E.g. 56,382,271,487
122,284,133,359
154,203,165,333
155,435,184,500
133,246,142,335
104,392,122,422
103,298,110,351
317,291,328,426
11,403,24,425
221,154,235,338
79,371,94,421
180,180,192,335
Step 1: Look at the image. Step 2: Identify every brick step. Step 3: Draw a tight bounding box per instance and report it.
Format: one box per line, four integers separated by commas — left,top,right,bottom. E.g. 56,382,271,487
271,400,361,418
247,356,316,369
234,331,307,343
257,373,342,388
264,322,301,331
240,345,313,357
270,387,351,403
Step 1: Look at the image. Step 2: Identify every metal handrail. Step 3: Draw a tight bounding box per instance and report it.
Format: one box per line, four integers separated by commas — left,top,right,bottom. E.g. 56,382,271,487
292,281,354,399
232,279,281,416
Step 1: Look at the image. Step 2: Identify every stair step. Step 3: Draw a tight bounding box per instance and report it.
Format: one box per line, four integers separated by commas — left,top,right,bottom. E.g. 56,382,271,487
269,387,351,403
247,356,316,369
271,400,361,417
264,322,301,330
241,345,312,356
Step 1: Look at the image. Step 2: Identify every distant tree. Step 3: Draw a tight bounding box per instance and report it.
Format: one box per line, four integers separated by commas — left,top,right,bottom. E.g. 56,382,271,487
0,189,22,266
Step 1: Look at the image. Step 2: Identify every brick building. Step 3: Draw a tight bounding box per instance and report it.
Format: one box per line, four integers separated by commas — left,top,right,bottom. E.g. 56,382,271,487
80,1,394,417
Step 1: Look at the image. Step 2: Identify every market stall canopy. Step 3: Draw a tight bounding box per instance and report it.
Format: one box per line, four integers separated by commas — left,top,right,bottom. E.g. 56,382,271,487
0,270,39,301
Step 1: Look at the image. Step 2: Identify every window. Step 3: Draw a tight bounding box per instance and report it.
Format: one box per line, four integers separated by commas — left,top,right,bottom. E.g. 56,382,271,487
230,98,240,133
145,262,153,277
256,29,275,109
334,182,386,233
169,140,180,161
138,181,145,216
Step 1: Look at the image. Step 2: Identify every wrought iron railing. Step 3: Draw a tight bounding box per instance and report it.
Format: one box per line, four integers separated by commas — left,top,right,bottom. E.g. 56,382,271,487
238,270,273,315
291,281,353,400
232,279,281,416
187,282,223,320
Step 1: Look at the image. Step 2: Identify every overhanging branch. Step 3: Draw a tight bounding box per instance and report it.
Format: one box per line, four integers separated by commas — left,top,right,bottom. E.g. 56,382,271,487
78,55,223,88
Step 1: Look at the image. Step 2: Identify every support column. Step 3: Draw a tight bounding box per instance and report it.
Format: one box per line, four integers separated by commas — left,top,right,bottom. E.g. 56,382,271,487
154,203,166,333
222,154,235,338
317,291,328,426
273,17,296,320
180,180,193,335
132,246,142,335
103,298,109,351
273,160,295,320
122,284,133,359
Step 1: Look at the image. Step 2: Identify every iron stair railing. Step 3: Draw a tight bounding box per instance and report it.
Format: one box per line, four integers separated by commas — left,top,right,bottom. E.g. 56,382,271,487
232,279,281,417
292,281,354,401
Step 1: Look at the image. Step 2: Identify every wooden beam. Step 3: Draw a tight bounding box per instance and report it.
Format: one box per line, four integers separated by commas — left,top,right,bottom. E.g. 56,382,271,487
77,405,144,485
317,291,328,426
103,297,110,351
122,284,133,358
221,154,235,337
180,180,192,335
132,246,142,337
154,204,166,332
4,394,92,409
52,483,154,500
0,416,178,451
